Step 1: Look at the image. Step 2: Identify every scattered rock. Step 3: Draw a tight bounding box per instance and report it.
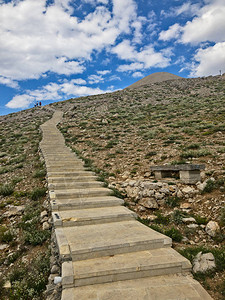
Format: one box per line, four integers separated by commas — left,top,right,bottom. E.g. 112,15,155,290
4,205,25,217
180,203,192,209
139,198,158,209
205,221,220,237
54,277,62,284
41,210,48,218
182,217,196,224
51,264,60,274
187,224,198,229
193,252,216,273
43,222,50,230
0,244,9,250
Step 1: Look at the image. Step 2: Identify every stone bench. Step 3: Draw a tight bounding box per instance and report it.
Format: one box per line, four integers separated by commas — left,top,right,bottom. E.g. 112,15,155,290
150,164,205,184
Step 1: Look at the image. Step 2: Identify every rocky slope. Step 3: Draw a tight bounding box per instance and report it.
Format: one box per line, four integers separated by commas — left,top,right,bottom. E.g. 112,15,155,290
0,73,224,299
54,74,224,299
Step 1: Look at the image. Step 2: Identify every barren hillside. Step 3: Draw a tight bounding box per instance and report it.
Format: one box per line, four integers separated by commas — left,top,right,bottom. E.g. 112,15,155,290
0,74,224,299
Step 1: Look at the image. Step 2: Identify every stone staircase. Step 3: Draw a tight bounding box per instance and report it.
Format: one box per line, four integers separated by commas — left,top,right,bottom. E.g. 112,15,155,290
40,111,213,300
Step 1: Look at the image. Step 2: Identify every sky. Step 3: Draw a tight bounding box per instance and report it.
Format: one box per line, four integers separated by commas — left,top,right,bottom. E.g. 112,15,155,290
0,0,225,116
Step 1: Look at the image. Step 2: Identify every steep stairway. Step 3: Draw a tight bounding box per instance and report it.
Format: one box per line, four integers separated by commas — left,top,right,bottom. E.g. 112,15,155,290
40,111,213,300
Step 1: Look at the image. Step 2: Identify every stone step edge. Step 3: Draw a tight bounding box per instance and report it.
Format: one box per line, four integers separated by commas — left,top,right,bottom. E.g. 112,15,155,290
55,226,172,261
61,250,191,288
52,209,137,227
61,274,213,300
50,197,124,211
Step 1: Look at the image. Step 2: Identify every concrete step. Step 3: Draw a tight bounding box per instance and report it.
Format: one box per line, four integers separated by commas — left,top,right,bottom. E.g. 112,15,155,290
62,248,191,288
61,274,213,300
48,171,95,178
54,187,112,199
52,206,136,227
49,181,104,190
51,196,124,211
48,175,98,183
55,220,171,261
47,166,84,172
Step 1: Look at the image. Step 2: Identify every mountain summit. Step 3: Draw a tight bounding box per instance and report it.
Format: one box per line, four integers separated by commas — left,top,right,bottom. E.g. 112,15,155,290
127,72,182,89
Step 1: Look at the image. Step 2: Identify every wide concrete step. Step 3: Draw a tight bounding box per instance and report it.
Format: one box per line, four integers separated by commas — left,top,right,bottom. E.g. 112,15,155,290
52,206,137,227
48,171,95,178
51,196,124,211
48,175,98,183
49,181,104,190
55,220,171,261
54,187,112,199
47,166,84,172
62,248,191,288
61,274,213,300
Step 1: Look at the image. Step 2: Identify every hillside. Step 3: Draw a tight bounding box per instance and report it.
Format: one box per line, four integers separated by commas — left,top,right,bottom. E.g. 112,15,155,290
127,71,182,89
0,74,224,299
54,74,224,299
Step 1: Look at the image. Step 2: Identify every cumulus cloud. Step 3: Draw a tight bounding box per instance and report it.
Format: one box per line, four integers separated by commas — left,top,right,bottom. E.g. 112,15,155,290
97,70,111,75
6,80,111,109
113,40,171,71
0,76,19,89
159,24,182,41
132,71,143,78
190,42,225,76
0,0,146,84
159,0,225,76
88,74,104,84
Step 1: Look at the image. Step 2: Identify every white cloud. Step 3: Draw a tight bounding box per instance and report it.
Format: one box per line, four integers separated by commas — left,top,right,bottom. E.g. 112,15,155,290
88,74,104,84
181,2,225,44
97,70,111,75
159,24,182,41
132,71,143,78
190,42,225,77
113,40,171,71
160,0,225,44
161,2,200,18
117,62,144,72
6,80,111,109
0,76,19,89
159,0,225,76
0,0,145,85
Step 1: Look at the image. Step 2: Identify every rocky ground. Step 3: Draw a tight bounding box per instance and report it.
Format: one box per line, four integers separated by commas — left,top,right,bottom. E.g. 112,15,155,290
56,75,224,299
0,107,56,299
0,74,224,299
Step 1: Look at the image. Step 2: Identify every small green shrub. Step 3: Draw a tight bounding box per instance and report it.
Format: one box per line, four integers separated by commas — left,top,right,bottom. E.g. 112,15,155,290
30,188,47,201
165,196,181,208
9,251,50,299
154,212,170,225
24,230,50,246
33,169,46,178
0,226,14,243
165,227,183,242
0,184,14,196
202,179,215,193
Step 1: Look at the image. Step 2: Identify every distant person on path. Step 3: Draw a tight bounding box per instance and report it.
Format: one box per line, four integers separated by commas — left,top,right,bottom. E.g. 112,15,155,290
39,101,42,106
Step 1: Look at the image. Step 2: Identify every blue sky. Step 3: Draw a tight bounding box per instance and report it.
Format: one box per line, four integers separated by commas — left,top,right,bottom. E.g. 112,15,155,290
0,0,225,116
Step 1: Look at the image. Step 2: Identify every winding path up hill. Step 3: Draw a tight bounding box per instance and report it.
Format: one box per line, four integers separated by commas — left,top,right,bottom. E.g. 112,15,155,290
40,110,212,300
127,72,182,89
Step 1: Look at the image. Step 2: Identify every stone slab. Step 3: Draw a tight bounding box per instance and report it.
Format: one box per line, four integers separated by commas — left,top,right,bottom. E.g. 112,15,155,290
55,220,171,260
54,187,112,199
52,206,136,227
151,164,205,171
51,196,124,211
63,248,191,287
61,274,213,300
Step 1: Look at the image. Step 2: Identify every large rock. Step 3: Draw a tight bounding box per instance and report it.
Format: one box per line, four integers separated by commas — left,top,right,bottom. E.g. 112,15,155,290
193,252,216,273
4,205,25,217
139,198,159,209
205,221,220,237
